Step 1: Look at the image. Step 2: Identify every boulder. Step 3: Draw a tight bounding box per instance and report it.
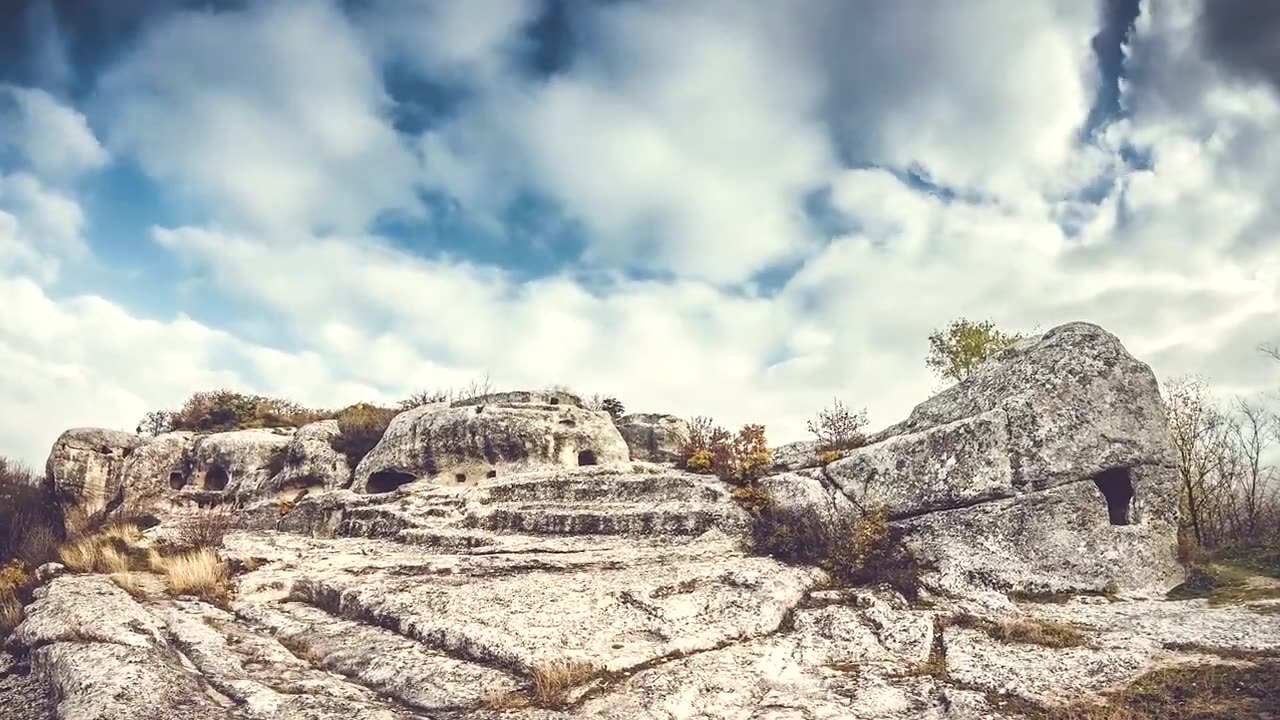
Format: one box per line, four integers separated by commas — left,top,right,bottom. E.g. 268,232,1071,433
185,429,293,502
866,321,1177,489
353,392,629,493
827,322,1182,595
116,431,197,521
615,413,691,463
44,428,147,528
769,439,824,471
267,420,352,498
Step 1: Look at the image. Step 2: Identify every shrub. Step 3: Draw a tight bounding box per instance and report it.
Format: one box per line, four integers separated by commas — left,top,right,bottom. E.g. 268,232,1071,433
819,449,844,465
926,318,1023,382
739,489,924,599
0,456,60,568
162,548,230,604
174,508,234,550
329,403,398,468
143,390,328,434
397,389,451,410
678,418,773,483
137,410,175,436
807,399,869,453
398,374,495,410
600,397,625,419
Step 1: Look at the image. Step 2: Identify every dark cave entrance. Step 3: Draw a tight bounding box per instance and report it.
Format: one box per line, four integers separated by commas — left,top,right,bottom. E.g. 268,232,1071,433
169,472,186,490
577,449,598,466
366,470,416,494
1093,467,1134,526
204,466,229,491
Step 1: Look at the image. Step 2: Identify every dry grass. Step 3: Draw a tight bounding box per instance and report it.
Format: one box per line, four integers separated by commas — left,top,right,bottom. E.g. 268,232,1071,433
826,660,862,674
481,659,595,711
0,593,22,637
174,508,234,550
904,651,948,678
949,612,1090,649
1002,661,1280,720
1162,642,1280,660
56,524,146,575
1248,603,1280,616
109,572,147,599
483,688,531,711
161,548,230,604
530,659,595,708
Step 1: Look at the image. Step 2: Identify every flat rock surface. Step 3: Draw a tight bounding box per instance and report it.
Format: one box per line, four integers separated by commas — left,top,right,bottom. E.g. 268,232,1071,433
6,477,1280,720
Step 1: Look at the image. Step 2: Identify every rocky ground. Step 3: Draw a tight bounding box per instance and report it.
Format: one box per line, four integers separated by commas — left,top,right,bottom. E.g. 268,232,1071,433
5,462,1280,720
9,323,1279,719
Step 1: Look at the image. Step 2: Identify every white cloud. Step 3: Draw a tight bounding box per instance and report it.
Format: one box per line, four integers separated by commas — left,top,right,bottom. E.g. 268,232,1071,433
0,173,87,282
95,0,421,234
0,86,108,180
4,0,1280,470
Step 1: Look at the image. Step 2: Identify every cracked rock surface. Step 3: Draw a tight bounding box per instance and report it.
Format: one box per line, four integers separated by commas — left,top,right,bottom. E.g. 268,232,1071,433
10,324,1278,719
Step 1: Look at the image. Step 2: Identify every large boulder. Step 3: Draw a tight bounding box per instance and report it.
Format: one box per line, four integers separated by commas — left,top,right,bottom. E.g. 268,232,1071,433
115,432,198,522
183,429,293,502
44,428,147,528
615,413,691,463
825,322,1182,595
267,420,352,499
353,392,629,493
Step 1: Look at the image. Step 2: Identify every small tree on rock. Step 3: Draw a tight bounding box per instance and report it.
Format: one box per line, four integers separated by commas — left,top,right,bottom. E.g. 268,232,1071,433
600,397,625,420
807,399,869,457
926,318,1023,382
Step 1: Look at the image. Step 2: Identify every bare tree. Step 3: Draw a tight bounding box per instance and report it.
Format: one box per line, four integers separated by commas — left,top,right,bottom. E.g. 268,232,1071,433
1217,399,1278,543
1163,376,1234,547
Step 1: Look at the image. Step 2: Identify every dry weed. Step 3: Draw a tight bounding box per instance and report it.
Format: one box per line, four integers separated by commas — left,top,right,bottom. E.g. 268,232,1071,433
161,548,230,604
529,658,595,708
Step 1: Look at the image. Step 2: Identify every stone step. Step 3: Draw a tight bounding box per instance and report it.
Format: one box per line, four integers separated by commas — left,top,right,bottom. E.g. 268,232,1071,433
473,468,729,506
338,498,465,537
463,500,745,537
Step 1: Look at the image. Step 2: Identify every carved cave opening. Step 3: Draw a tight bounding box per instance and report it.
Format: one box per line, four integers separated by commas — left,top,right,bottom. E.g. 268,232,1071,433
1093,467,1134,526
204,466,229,491
578,449,598,466
366,470,416,494
169,472,186,490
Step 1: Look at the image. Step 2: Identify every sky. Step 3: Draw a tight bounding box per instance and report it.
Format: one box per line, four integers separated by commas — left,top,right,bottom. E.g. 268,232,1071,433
0,0,1278,466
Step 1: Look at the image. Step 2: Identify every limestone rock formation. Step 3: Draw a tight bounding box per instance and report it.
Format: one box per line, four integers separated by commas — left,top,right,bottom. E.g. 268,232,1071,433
184,429,294,502
353,392,628,493
825,321,1182,595
9,322,1277,720
614,413,690,463
769,439,824,471
44,427,148,527
268,420,352,499
117,431,197,521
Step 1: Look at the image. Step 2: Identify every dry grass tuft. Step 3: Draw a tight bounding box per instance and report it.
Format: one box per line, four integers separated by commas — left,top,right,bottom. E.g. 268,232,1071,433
483,688,531,712
109,572,147,599
529,659,595,708
1007,660,1280,720
0,593,22,637
1162,642,1280,660
161,548,230,605
174,508,234,550
57,526,144,574
949,612,1090,649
